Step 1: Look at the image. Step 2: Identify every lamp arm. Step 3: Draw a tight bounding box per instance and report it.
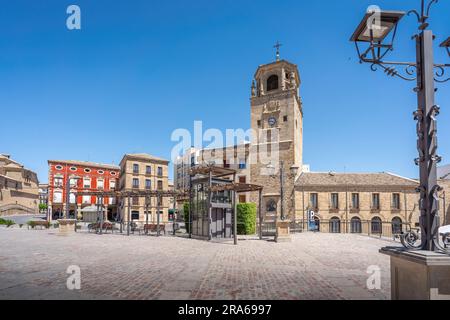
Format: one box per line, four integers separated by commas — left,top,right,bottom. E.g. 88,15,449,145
369,62,417,81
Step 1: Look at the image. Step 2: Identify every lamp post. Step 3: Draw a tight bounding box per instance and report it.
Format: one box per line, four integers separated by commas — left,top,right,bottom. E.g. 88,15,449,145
350,0,449,252
267,161,300,221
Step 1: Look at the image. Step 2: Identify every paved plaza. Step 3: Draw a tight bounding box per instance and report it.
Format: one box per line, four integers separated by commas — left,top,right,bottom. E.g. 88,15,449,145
0,227,395,300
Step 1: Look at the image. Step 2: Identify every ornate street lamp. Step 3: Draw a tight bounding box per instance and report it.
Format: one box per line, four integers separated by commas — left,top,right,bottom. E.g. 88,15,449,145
351,0,450,252
441,37,450,57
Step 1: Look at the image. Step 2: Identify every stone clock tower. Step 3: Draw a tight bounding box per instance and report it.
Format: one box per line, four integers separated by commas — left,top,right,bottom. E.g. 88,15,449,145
249,56,303,223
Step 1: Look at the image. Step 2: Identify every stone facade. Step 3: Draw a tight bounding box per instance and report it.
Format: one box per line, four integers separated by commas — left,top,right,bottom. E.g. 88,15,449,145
0,154,39,216
295,172,421,233
249,60,303,222
119,153,170,223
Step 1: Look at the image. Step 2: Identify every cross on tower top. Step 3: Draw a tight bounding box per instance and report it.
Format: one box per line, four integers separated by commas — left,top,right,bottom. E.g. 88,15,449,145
273,41,282,61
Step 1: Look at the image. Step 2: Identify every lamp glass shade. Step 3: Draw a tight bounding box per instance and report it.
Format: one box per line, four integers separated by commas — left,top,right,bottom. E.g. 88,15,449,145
350,10,405,42
440,37,450,48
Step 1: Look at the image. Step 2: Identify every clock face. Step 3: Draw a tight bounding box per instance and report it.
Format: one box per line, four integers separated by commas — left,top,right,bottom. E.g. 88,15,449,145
268,117,277,127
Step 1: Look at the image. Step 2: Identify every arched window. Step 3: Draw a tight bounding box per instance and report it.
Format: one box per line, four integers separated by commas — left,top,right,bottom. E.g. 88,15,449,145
267,75,279,91
371,217,382,234
351,217,362,234
266,199,277,212
392,217,403,235
329,217,341,233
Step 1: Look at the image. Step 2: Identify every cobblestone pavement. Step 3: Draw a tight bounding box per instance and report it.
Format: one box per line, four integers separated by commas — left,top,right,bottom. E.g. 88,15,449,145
0,227,395,300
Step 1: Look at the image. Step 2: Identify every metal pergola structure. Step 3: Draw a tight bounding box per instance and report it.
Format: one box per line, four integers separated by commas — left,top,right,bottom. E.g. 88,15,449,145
188,165,263,245
75,189,187,236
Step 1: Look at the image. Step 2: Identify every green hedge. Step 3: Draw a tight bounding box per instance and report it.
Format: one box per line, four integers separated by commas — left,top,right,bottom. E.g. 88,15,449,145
183,202,190,233
237,203,257,235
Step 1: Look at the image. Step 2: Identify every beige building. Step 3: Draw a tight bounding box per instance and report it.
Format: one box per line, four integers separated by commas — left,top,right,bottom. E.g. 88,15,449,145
174,144,251,205
295,172,420,233
0,154,39,216
119,153,170,223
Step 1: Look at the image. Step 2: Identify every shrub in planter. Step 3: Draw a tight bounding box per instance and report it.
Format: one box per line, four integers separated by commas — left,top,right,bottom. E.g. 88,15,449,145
237,203,257,235
27,221,36,229
53,223,59,228
5,220,15,228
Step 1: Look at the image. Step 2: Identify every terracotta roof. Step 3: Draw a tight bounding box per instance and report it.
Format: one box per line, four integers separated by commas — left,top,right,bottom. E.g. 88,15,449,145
295,172,418,187
123,153,169,163
438,165,450,180
48,160,120,170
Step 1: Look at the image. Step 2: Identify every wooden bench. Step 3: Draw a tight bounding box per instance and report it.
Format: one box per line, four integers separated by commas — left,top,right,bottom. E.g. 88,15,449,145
88,222,114,233
143,224,166,235
28,220,50,230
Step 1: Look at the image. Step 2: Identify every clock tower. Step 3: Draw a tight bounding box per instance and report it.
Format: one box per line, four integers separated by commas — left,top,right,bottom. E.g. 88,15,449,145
249,55,303,222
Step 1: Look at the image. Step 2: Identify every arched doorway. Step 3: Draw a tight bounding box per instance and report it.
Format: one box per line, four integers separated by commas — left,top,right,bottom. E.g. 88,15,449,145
313,216,320,232
392,217,403,235
329,217,341,233
371,217,382,234
351,217,362,233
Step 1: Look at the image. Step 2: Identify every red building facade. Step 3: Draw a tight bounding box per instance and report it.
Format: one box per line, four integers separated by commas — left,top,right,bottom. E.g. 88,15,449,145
48,160,120,221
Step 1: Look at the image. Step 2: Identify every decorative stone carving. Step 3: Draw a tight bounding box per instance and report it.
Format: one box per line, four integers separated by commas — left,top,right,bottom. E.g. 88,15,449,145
289,72,297,89
263,101,281,114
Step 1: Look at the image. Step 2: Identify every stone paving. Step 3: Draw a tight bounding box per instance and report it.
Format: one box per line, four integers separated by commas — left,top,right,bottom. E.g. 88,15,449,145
0,227,395,300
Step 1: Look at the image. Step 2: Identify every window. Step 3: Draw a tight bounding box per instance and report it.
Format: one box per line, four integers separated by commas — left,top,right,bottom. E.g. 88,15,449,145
53,191,62,203
351,193,360,209
157,167,163,176
55,165,63,170
392,193,400,210
310,193,318,210
110,171,117,176
83,178,91,188
97,170,104,175
110,180,116,190
133,164,139,174
131,211,140,220
330,193,339,210
109,197,115,205
239,195,247,203
69,178,77,188
371,217,382,234
190,156,195,167
351,217,362,233
132,178,139,188
392,217,403,234
145,179,152,190
84,168,91,173
54,177,63,187
82,195,91,204
132,197,139,206
239,159,246,169
97,179,104,189
329,217,341,233
283,115,288,122
239,176,246,184
372,193,380,210
257,120,261,128
69,193,76,204
157,180,163,190
223,160,230,168
146,166,152,175
70,167,77,172
267,75,279,91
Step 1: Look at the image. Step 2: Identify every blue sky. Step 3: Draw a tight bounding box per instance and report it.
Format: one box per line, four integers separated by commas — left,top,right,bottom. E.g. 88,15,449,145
1,0,449,183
